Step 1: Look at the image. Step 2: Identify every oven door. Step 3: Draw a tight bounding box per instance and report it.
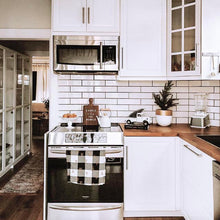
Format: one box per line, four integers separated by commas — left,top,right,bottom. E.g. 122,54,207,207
47,146,123,203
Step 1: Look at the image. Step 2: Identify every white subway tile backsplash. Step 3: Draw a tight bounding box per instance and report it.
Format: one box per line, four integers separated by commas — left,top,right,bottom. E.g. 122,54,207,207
56,78,220,126
118,99,140,105
176,81,189,86
106,93,128,98
58,86,71,92
58,99,70,104
95,87,117,92
129,93,152,99
71,75,93,80
94,75,117,80
141,87,163,93
95,99,117,105
71,87,93,92
59,105,82,111
58,80,81,86
71,99,88,105
129,81,152,86
58,93,82,98
83,93,105,98
189,81,202,87
189,87,214,93
82,80,105,86
58,75,71,80
202,81,219,87
118,87,140,92
106,105,128,111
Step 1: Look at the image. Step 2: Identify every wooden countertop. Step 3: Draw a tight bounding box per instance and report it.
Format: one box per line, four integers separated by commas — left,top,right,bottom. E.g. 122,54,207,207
120,124,220,161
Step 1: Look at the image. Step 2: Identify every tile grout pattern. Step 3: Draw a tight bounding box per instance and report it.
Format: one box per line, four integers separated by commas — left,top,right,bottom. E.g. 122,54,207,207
57,75,220,126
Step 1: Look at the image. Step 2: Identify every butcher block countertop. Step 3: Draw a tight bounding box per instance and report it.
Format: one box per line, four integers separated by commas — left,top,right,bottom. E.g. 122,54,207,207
120,124,220,161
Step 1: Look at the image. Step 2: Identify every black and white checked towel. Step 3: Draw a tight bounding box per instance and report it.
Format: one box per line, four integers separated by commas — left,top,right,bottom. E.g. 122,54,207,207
66,150,106,185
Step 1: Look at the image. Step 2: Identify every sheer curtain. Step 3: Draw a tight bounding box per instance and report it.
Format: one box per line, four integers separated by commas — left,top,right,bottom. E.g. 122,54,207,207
32,63,49,102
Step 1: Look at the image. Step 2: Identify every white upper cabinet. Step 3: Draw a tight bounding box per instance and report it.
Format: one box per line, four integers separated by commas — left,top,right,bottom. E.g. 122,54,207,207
201,0,220,79
52,0,119,33
167,0,201,77
119,0,166,79
167,0,220,79
86,0,119,32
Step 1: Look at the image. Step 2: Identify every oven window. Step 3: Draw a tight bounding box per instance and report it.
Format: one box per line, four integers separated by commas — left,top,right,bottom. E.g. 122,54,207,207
103,46,116,64
47,158,123,203
57,45,100,65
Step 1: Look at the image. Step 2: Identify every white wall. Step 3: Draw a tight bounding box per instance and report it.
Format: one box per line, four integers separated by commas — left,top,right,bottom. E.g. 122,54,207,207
0,0,51,29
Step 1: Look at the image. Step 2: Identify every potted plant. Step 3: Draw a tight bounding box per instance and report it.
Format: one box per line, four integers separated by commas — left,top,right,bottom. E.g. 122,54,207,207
152,81,178,126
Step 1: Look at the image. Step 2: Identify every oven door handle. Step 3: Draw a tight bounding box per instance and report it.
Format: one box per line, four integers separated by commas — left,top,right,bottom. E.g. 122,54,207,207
49,149,122,155
49,204,122,211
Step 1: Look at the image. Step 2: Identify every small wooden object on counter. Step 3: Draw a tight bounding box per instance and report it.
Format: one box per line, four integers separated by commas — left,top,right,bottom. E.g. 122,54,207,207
83,98,99,126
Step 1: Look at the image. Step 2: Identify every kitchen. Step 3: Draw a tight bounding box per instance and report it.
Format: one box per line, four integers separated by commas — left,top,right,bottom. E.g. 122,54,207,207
0,0,220,220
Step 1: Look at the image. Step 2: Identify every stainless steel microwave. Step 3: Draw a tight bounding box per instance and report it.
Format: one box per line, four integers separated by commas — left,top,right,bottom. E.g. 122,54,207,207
53,35,119,73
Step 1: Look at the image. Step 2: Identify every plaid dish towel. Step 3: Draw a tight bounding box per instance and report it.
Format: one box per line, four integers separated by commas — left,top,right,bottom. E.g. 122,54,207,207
66,150,106,186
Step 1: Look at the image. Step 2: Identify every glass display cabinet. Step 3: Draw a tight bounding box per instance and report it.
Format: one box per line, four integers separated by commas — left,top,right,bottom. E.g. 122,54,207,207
0,45,31,178
23,106,30,153
167,0,200,76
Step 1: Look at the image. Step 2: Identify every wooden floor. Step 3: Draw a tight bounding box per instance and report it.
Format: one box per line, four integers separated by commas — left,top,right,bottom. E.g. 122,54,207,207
0,139,184,220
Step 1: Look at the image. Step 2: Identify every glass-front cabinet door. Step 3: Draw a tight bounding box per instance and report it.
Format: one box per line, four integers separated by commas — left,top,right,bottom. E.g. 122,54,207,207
15,108,22,159
167,0,200,76
5,111,13,167
5,51,15,109
23,58,30,106
16,55,23,107
23,106,30,153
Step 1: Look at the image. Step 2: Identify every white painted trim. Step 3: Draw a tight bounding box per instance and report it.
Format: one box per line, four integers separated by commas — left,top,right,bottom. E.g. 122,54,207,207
124,210,184,217
0,29,51,40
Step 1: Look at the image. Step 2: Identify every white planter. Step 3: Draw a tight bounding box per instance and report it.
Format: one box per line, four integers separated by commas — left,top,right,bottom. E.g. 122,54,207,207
156,109,172,126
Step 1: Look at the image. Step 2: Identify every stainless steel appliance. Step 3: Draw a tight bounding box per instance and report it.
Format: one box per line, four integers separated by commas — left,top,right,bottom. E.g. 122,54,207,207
190,93,210,128
197,135,220,149
44,124,123,220
53,35,119,73
213,161,220,220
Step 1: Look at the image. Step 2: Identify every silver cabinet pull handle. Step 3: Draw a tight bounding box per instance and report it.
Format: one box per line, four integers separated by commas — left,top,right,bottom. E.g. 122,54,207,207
121,47,124,69
126,146,128,170
88,7,90,24
100,42,103,69
82,7,85,24
49,205,122,211
184,145,202,157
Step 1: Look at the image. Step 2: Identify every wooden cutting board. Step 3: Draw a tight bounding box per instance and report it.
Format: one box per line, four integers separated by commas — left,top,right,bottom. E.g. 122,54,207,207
83,98,99,126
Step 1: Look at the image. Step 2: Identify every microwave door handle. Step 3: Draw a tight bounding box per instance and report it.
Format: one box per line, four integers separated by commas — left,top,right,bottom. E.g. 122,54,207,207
100,42,103,69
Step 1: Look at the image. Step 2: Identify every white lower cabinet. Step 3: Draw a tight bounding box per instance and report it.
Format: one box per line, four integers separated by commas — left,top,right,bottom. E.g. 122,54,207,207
181,140,214,220
124,137,178,217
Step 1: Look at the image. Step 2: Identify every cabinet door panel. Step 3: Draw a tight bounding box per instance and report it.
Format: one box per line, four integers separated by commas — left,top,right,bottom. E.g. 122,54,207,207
120,0,166,77
181,141,214,219
53,0,86,31
124,137,176,211
87,0,119,32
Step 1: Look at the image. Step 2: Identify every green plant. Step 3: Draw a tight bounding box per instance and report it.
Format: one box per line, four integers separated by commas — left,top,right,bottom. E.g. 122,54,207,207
42,98,49,111
152,81,178,110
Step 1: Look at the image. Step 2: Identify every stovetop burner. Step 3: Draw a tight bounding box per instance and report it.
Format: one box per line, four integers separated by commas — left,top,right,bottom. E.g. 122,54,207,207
48,123,123,146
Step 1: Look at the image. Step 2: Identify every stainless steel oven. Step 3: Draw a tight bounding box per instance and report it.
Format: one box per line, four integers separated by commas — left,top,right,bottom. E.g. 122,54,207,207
53,35,119,73
44,124,123,220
